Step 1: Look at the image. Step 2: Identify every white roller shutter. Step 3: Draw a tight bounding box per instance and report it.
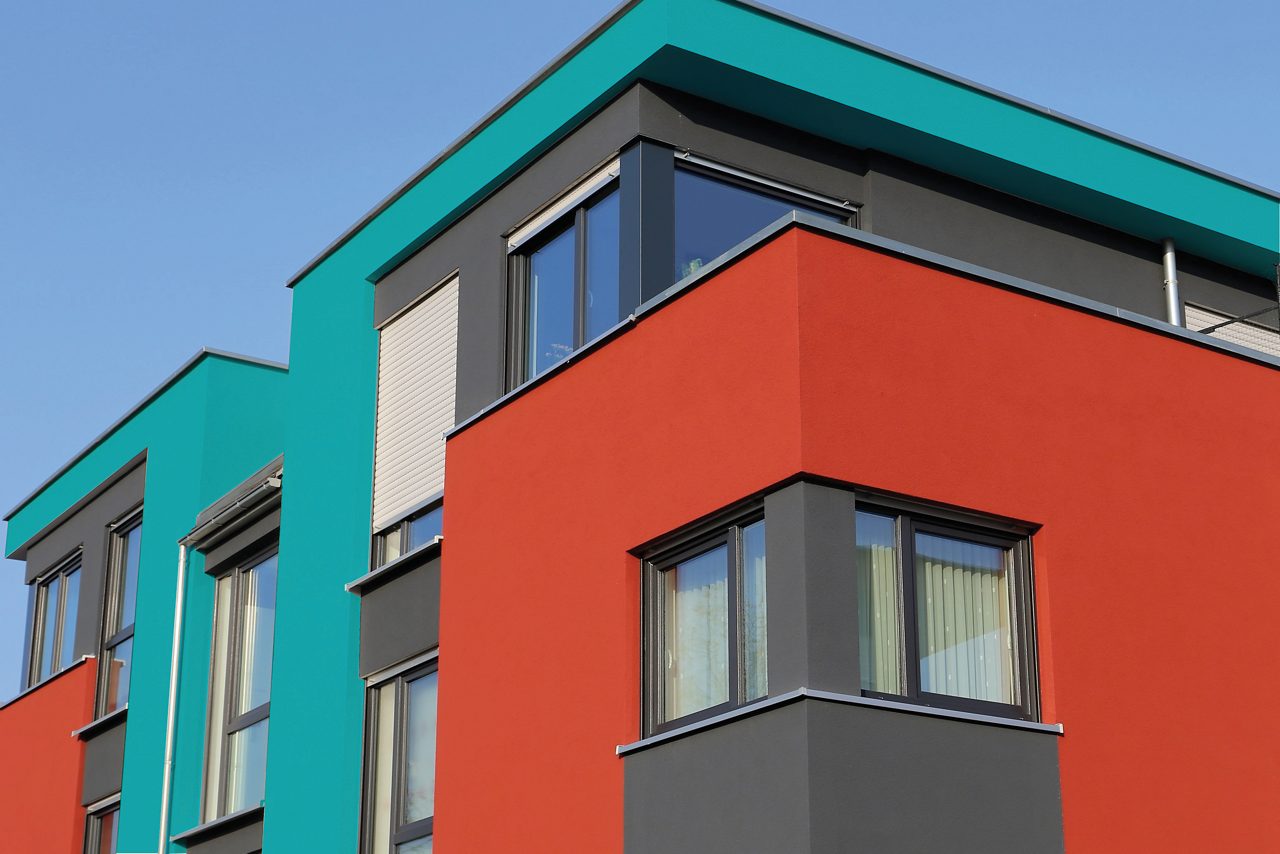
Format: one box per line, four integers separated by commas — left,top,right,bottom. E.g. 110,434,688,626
372,276,460,530
1185,303,1280,358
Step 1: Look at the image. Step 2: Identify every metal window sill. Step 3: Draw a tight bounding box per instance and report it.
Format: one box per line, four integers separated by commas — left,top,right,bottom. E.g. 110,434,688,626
616,687,1063,756
346,537,442,594
72,704,128,740
170,804,264,845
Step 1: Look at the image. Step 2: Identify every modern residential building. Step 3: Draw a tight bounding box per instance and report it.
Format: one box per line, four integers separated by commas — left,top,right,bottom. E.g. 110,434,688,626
3,1,1279,852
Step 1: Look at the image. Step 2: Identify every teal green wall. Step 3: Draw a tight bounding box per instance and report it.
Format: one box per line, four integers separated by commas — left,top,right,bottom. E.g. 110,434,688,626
3,354,287,853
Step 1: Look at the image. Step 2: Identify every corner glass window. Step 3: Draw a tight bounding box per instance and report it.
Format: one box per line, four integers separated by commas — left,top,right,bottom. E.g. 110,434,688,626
362,662,438,854
203,548,277,820
375,502,443,569
513,185,621,382
855,506,1036,719
674,167,848,280
100,514,142,715
29,555,82,686
645,515,767,732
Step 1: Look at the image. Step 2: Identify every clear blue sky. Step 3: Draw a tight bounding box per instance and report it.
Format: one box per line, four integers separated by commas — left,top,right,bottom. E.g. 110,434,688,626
2,0,1277,698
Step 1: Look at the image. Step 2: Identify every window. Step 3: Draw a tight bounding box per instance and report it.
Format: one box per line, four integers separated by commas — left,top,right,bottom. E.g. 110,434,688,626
1185,303,1280,358
509,166,621,382
374,502,443,568
362,661,438,854
855,504,1037,719
29,554,81,686
203,549,277,820
84,803,119,854
673,164,850,280
99,513,141,715
644,514,767,732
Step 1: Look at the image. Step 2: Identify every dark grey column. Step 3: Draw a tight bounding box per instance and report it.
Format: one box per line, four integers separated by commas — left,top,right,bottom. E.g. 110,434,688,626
763,482,860,696
619,140,675,307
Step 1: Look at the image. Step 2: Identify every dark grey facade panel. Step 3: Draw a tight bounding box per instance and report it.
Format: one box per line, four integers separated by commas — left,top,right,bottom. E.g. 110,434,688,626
358,554,441,679
80,713,126,807
201,508,282,575
623,700,812,854
624,697,1063,854
22,461,146,672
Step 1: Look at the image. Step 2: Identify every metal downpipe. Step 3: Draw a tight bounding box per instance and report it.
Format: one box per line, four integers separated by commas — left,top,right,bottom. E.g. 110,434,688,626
157,542,188,853
1163,238,1184,326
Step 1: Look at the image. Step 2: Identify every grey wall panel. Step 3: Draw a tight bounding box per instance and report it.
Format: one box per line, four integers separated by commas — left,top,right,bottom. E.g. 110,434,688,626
624,702,812,854
807,701,1065,853
181,815,264,854
81,715,126,806
23,462,146,673
359,555,441,678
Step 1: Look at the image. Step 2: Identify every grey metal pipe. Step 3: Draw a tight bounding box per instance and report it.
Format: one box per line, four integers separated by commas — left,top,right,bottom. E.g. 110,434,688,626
157,543,188,853
1163,238,1184,326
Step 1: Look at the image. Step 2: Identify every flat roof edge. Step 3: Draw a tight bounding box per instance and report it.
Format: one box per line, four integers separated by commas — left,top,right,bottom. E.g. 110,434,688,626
4,347,287,523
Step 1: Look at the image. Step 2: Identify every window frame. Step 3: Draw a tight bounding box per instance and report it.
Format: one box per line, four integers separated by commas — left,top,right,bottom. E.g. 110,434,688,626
360,658,439,854
854,496,1039,722
28,550,83,687
373,498,444,569
507,178,622,386
97,508,142,716
674,157,858,235
202,544,278,820
641,507,767,736
83,797,120,854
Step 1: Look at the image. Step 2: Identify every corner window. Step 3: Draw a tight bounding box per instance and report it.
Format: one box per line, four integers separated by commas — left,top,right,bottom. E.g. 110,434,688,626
375,502,443,568
644,514,767,732
204,549,278,820
84,802,119,854
362,661,438,854
673,164,850,280
508,163,621,383
29,554,81,686
855,506,1037,719
99,513,142,715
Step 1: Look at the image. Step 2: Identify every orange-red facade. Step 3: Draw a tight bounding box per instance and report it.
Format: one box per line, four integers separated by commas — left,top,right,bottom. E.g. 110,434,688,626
441,227,1280,852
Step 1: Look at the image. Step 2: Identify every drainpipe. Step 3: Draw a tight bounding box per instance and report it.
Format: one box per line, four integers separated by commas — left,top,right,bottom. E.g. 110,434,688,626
157,542,188,854
1162,238,1184,326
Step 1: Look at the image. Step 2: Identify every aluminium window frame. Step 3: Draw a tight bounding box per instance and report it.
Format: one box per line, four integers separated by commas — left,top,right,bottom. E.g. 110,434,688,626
672,155,859,235
83,794,121,854
28,549,83,687
641,506,767,736
372,496,444,569
853,494,1040,722
360,657,439,854
202,543,278,820
97,507,142,716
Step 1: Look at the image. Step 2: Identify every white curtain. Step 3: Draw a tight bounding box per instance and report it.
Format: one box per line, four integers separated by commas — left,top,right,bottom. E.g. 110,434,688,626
857,512,902,694
664,546,729,720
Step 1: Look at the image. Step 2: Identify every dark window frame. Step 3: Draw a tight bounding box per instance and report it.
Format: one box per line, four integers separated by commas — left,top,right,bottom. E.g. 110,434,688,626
673,158,858,235
373,498,444,569
360,659,439,853
641,507,767,736
97,507,142,716
28,550,83,687
83,799,120,854
854,496,1039,722
204,543,278,819
507,179,622,386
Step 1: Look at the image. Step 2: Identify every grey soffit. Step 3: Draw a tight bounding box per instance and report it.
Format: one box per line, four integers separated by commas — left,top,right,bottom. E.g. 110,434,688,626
616,687,1064,756
447,213,1280,442
71,704,127,740
170,805,265,846
283,0,1279,291
4,348,287,524
346,537,443,594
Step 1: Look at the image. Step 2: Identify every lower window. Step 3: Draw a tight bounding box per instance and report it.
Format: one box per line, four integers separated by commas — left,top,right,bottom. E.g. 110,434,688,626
362,661,438,854
84,803,119,854
855,503,1037,719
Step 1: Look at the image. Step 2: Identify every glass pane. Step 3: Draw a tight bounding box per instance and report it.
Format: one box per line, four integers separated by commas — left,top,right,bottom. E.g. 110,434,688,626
380,526,403,566
120,523,142,629
103,636,132,713
674,168,845,281
856,512,902,694
407,506,444,551
225,717,269,813
97,807,118,854
59,568,80,669
915,532,1016,704
663,545,729,721
525,223,577,379
204,574,233,821
584,189,620,340
741,521,767,701
38,575,60,680
403,671,439,823
235,554,278,714
370,683,396,854
397,837,433,854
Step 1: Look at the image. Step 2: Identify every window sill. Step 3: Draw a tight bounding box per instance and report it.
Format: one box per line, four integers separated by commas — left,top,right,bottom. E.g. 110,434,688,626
170,804,264,845
346,537,442,594
72,704,127,740
616,688,1063,756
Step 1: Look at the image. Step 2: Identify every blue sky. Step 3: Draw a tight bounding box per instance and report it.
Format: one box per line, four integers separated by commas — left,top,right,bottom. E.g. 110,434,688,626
1,0,1277,698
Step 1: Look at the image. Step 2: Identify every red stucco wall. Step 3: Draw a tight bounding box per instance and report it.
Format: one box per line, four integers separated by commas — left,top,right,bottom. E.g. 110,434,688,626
441,227,1280,851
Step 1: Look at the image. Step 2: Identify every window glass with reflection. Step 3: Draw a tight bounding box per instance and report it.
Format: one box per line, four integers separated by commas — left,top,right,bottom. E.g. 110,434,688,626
362,663,438,853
